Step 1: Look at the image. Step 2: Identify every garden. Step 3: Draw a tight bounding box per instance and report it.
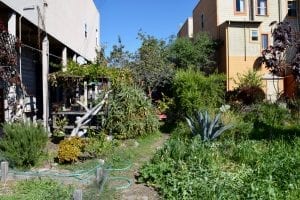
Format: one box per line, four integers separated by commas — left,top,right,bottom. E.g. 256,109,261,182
0,24,299,199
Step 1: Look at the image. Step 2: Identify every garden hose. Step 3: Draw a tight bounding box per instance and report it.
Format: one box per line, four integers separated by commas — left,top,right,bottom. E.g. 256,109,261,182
8,160,133,191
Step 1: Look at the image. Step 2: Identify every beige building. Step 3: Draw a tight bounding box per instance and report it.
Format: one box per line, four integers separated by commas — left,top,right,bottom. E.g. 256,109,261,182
179,0,300,101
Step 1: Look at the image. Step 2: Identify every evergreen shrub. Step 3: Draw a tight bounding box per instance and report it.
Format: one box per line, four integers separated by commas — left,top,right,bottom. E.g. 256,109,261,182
0,122,48,168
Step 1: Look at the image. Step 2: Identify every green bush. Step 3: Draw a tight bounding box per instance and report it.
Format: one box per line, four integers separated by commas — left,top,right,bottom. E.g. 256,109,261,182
234,69,263,88
230,70,265,105
0,122,48,168
106,84,159,139
172,69,225,117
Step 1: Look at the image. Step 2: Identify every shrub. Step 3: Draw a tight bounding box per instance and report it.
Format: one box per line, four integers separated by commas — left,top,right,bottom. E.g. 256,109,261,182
231,70,265,105
172,69,225,117
245,103,290,127
58,137,85,163
236,86,265,105
105,84,159,139
234,69,263,88
0,122,48,168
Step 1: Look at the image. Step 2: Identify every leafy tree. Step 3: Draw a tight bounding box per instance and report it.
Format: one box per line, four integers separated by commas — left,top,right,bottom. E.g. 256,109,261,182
131,32,174,96
261,21,300,80
108,36,132,68
193,33,217,72
95,46,108,66
168,33,216,72
168,37,197,68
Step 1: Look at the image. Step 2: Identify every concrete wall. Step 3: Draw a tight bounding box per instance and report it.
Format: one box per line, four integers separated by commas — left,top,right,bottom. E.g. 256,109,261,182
1,0,100,61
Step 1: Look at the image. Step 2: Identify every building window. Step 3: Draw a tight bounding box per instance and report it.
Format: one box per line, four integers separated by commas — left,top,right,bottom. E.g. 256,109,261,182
96,29,98,45
251,29,259,41
261,34,268,49
236,0,245,12
257,0,267,15
84,23,88,38
288,1,297,17
201,14,204,29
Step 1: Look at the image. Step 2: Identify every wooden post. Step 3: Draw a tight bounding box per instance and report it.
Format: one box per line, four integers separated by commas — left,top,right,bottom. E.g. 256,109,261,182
73,189,82,200
42,36,49,133
96,167,103,184
1,161,9,183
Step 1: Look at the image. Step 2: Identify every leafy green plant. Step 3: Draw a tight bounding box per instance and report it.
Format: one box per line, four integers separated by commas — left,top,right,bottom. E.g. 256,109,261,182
105,84,159,139
234,69,263,88
84,134,114,158
186,111,232,141
53,117,68,137
0,122,48,168
156,93,174,114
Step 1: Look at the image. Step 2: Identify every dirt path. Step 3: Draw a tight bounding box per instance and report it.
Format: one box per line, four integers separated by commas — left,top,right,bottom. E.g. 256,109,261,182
119,134,169,200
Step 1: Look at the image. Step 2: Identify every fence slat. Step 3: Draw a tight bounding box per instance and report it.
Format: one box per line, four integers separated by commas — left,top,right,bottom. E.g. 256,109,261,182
1,161,9,183
73,189,82,200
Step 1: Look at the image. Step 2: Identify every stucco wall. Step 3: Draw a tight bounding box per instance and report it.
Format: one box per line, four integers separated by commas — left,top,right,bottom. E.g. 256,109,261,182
1,0,100,61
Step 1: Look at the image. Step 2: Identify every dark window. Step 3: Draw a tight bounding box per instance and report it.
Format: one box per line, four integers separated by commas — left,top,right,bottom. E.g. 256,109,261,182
201,14,204,29
257,0,267,15
251,30,259,41
236,0,245,12
288,1,297,17
84,23,87,38
261,34,268,49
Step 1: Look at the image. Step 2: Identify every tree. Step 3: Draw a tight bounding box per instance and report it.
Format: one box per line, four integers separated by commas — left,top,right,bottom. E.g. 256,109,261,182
193,33,217,72
108,36,132,68
168,33,216,72
261,21,300,80
130,32,174,96
168,37,197,68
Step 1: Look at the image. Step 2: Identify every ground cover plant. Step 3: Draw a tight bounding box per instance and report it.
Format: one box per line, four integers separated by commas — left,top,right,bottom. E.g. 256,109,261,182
0,178,73,200
139,104,300,199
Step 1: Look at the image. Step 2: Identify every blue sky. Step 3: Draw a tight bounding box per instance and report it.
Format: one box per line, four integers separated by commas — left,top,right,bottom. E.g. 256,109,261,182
94,0,199,56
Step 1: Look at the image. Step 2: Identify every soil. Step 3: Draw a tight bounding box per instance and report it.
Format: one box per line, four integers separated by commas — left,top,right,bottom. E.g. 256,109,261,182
119,134,169,200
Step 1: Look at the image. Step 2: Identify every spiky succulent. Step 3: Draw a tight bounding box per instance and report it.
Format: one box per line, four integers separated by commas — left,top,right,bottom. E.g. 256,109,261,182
186,111,232,141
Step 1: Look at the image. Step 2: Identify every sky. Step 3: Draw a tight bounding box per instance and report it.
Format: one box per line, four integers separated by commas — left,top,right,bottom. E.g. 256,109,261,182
94,0,199,56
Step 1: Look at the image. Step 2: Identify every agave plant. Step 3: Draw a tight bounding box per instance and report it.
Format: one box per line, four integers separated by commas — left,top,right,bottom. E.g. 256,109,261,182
186,111,232,141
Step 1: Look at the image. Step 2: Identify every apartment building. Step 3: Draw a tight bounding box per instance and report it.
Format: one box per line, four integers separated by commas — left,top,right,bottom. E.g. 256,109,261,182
179,0,300,101
0,0,100,125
